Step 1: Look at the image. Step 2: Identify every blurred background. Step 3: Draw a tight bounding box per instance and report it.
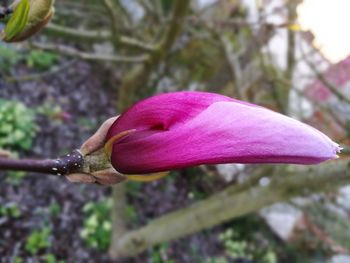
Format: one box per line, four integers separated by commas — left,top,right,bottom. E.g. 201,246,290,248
0,0,350,262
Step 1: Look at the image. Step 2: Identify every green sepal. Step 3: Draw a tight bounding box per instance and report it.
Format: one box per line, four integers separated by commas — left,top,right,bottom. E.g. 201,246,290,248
4,0,31,41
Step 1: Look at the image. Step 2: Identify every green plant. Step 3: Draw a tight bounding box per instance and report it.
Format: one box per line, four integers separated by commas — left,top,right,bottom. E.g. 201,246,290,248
0,44,22,72
218,228,277,263
126,181,142,197
48,202,61,218
6,171,26,185
77,117,97,130
43,253,65,263
36,103,62,117
25,227,52,255
219,229,250,259
13,256,23,263
0,99,37,151
124,204,138,224
0,203,21,218
0,44,58,75
26,50,59,71
150,243,174,263
204,257,228,263
81,199,112,251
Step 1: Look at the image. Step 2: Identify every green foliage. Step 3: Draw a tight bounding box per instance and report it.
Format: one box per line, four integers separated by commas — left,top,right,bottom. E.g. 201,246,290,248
77,117,97,130
0,99,37,151
81,199,112,251
0,203,21,218
219,229,250,259
6,171,26,185
48,202,61,218
160,0,174,14
36,103,63,119
204,257,228,263
0,44,22,72
13,256,23,263
217,228,277,263
124,204,138,224
26,50,59,71
4,0,30,41
43,253,65,263
150,243,174,263
25,227,52,255
187,189,207,201
0,44,58,73
126,181,142,197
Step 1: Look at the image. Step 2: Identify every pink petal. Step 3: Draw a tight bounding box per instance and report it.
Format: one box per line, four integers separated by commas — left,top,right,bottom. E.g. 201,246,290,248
107,92,340,174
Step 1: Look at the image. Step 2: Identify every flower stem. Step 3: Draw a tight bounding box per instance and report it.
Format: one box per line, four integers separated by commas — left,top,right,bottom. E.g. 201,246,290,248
0,149,84,176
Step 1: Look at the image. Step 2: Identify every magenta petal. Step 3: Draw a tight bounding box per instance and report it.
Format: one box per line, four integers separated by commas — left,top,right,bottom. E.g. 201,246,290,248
106,92,340,174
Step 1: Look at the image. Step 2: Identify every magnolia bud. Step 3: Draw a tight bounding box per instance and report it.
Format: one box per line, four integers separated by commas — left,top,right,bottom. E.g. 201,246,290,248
2,0,55,42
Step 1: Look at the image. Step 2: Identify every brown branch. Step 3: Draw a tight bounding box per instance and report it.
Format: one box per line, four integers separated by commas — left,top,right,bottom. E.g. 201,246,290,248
4,59,77,83
306,60,350,105
102,0,122,49
45,24,110,41
219,34,245,99
31,42,149,63
44,24,156,52
303,215,348,254
0,149,84,176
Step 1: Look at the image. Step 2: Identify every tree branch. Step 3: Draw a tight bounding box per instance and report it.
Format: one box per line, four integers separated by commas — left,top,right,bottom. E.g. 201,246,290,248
117,0,190,110
31,42,149,63
111,160,350,258
102,0,123,49
44,24,156,52
0,149,84,176
306,59,350,105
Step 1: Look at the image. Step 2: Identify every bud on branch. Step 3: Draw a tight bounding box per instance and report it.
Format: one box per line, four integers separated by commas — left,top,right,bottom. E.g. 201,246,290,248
0,92,342,186
1,0,54,42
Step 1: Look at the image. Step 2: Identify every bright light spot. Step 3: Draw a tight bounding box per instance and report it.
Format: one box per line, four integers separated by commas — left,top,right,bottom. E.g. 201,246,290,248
298,0,350,63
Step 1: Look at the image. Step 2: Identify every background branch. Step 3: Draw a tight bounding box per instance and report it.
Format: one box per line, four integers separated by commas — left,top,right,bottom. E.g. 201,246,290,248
31,42,149,63
111,160,350,258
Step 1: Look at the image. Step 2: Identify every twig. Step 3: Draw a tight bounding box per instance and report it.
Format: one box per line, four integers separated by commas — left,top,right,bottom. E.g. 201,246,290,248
44,24,156,52
31,42,149,63
102,0,122,49
219,34,245,99
4,59,77,83
306,60,350,105
44,24,110,41
0,149,83,176
298,41,350,105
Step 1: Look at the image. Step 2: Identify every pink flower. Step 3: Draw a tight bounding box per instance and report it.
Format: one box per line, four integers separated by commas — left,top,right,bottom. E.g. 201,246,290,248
106,92,340,174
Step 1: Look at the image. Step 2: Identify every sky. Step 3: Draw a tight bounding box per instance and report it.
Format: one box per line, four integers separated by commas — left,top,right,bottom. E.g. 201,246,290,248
298,0,350,63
